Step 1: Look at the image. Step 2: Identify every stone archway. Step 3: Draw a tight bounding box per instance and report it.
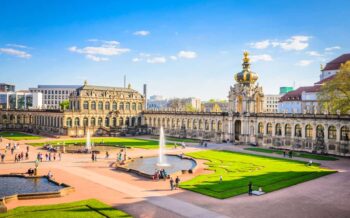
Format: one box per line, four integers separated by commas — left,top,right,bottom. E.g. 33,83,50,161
234,120,241,141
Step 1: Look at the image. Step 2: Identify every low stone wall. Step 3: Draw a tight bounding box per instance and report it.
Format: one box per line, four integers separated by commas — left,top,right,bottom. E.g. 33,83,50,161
0,174,74,213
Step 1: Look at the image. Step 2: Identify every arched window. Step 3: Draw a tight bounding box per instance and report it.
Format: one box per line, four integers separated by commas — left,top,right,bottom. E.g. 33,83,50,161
83,117,88,126
74,117,80,127
119,117,124,126
91,117,96,126
341,126,349,141
112,101,117,110
113,117,117,127
105,117,110,127
98,117,103,126
193,120,197,129
285,124,291,137
258,122,264,134
119,102,124,110
83,101,89,110
126,102,130,110
305,124,313,138
66,118,72,127
328,126,336,140
205,120,209,130
218,121,223,131
198,120,203,130
295,124,302,137
266,123,272,135
316,125,324,139
275,123,282,136
98,101,103,110
132,102,136,110
91,101,96,110
138,103,142,110
105,102,110,110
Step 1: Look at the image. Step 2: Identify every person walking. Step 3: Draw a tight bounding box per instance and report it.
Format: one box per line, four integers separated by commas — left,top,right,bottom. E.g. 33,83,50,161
58,152,61,161
105,151,109,159
175,176,180,189
170,177,174,190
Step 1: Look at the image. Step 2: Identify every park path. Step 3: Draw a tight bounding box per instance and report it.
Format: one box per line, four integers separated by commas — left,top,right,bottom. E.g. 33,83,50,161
54,164,229,218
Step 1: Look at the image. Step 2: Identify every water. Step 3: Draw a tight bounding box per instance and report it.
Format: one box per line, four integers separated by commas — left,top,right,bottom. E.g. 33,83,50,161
158,126,169,166
0,176,65,198
126,155,196,175
86,129,91,151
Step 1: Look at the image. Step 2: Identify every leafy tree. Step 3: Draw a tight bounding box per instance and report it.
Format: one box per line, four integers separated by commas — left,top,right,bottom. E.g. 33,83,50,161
185,103,196,112
318,61,350,114
59,100,70,110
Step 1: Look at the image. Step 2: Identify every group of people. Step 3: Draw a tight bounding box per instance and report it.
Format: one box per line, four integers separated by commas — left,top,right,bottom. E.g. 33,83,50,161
153,169,168,180
0,142,32,163
14,152,28,162
282,150,293,158
116,149,127,164
199,141,208,147
36,152,61,162
169,176,180,190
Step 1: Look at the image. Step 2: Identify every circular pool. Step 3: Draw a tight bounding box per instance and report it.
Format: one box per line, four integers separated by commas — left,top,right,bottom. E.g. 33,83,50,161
126,155,196,176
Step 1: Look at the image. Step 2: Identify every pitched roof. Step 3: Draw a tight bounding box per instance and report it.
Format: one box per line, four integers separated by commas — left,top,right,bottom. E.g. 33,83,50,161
314,74,336,85
280,86,321,102
323,53,350,71
77,84,137,93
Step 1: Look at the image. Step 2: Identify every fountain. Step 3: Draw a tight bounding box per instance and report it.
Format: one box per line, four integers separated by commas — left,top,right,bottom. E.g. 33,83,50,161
85,129,92,152
157,126,170,167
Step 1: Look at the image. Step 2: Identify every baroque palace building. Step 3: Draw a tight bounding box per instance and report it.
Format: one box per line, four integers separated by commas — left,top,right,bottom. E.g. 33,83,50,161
0,52,349,155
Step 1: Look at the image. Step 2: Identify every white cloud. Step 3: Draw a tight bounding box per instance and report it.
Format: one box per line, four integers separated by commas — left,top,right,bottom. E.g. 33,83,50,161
132,57,141,62
6,43,29,49
178,50,197,59
250,40,270,49
133,30,150,36
170,55,178,60
296,60,312,66
250,35,310,51
86,55,109,62
0,48,31,58
69,40,129,62
250,54,273,62
325,46,341,51
146,56,166,64
306,51,322,56
276,36,310,51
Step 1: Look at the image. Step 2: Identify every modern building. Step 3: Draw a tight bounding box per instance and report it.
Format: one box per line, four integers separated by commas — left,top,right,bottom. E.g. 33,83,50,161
320,53,350,80
29,85,80,109
263,94,281,113
147,95,169,110
0,91,42,110
279,87,294,95
0,83,15,92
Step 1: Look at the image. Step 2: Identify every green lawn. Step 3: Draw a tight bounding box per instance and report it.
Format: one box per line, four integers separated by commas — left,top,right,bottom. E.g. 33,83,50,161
28,137,169,149
244,147,338,161
0,199,130,218
150,136,200,143
180,150,335,199
0,131,42,141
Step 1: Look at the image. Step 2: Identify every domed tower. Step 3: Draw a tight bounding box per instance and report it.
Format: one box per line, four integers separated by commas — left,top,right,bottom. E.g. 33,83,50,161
234,51,259,85
228,52,264,114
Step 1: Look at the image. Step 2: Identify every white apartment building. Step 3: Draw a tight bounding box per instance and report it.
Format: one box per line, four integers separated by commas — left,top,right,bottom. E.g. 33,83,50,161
29,85,80,109
0,91,42,110
263,94,281,113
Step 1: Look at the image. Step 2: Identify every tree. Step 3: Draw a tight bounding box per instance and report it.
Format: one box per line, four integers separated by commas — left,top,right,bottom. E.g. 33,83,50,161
318,61,350,114
59,100,69,110
185,103,196,112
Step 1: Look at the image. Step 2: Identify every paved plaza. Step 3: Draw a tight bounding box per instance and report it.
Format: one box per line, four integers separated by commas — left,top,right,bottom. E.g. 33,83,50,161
1,137,350,218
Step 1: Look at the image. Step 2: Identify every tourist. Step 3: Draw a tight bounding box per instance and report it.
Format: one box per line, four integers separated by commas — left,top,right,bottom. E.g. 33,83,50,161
175,176,180,189
11,147,14,155
170,177,174,190
174,143,177,149
248,181,253,196
53,153,56,161
26,145,29,153
105,151,109,159
1,153,5,162
45,153,49,161
205,142,208,147
283,151,286,157
58,152,61,161
181,142,186,149
220,175,223,183
25,152,29,160
308,160,313,166
94,153,97,161
47,170,53,179
91,153,95,162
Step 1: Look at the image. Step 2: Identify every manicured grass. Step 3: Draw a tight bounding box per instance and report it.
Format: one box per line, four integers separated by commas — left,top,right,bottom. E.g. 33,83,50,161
0,131,42,141
0,199,130,218
245,147,338,161
151,135,200,143
28,137,169,149
180,150,335,199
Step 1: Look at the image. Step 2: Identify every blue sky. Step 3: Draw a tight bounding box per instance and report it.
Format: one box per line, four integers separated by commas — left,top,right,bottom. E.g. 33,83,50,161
0,0,349,100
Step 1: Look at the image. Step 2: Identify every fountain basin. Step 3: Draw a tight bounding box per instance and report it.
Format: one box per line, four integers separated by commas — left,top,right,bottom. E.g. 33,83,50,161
0,175,74,213
116,155,197,179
